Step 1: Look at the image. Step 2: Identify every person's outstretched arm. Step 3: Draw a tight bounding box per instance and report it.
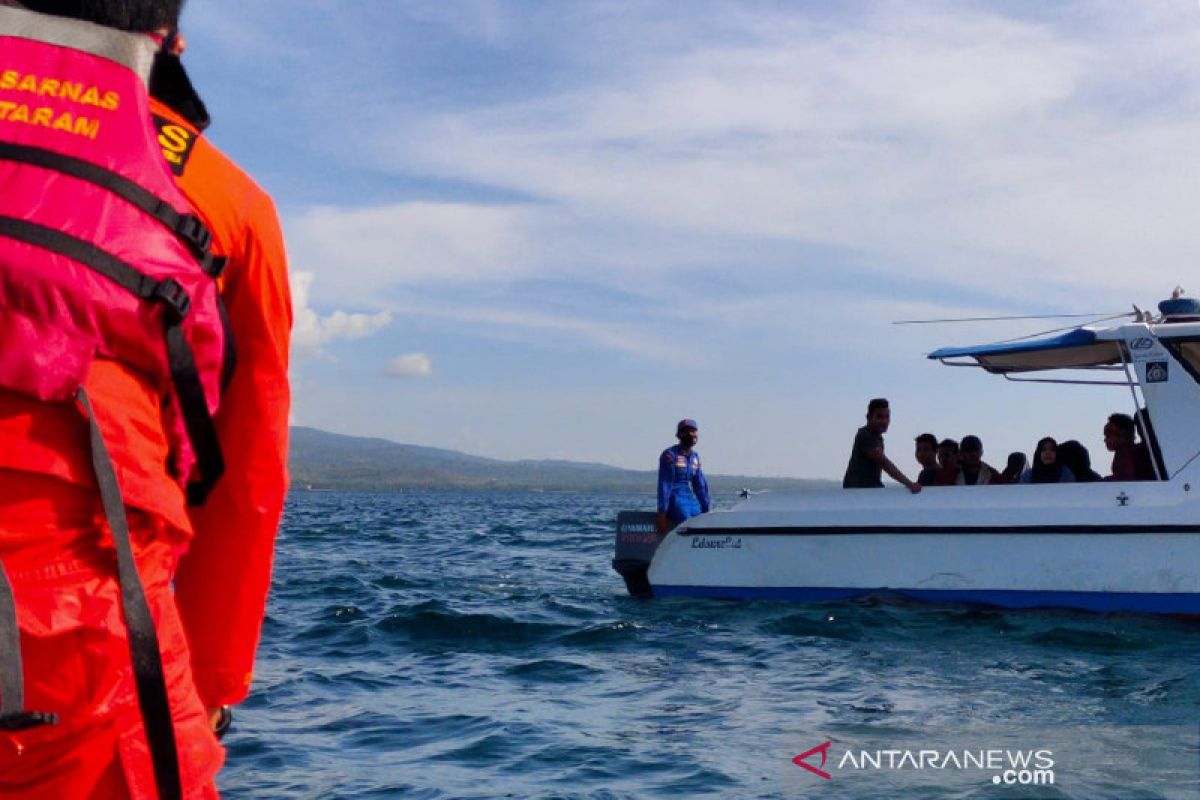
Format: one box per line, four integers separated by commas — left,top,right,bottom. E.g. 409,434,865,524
175,190,292,710
869,447,921,494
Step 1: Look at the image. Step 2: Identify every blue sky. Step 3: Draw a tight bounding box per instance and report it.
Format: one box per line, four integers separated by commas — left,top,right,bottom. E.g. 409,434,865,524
180,1,1200,480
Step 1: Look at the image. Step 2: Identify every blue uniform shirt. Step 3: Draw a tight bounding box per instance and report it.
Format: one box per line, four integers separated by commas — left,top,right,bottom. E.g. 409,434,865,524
657,445,712,524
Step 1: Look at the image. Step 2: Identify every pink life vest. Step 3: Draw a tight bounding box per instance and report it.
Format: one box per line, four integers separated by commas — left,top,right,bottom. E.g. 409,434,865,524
0,6,228,502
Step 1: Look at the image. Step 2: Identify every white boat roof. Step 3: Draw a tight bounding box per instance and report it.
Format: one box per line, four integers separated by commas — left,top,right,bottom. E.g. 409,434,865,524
928,320,1200,374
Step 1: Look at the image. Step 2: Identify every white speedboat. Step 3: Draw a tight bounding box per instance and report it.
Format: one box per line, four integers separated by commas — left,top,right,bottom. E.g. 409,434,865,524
613,294,1200,614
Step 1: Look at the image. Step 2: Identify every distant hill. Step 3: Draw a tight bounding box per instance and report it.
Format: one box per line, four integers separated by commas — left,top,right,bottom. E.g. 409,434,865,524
289,426,834,493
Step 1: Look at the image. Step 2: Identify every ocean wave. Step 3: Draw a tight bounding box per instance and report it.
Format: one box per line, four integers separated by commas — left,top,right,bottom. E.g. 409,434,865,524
214,490,1200,799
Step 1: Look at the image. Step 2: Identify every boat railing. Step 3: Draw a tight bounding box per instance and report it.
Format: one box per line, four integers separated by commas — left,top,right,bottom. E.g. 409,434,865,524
934,339,1167,481
1115,342,1163,480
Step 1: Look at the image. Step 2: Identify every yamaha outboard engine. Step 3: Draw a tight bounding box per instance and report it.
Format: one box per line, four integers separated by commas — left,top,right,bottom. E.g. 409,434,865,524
612,511,663,598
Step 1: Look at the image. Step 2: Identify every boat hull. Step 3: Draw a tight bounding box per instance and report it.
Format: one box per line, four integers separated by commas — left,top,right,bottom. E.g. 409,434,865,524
646,523,1200,614
615,312,1200,615
652,584,1200,614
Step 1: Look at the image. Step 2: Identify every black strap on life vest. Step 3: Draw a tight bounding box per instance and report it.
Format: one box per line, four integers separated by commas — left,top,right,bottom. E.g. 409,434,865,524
78,387,182,800
0,562,22,716
0,141,224,277
0,558,61,731
164,313,225,504
0,216,225,501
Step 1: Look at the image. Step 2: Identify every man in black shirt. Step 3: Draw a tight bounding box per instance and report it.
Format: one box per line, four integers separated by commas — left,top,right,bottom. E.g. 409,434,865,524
843,398,921,493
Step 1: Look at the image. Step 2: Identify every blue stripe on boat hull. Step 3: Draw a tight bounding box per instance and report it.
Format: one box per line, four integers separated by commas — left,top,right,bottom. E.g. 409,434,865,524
651,585,1200,614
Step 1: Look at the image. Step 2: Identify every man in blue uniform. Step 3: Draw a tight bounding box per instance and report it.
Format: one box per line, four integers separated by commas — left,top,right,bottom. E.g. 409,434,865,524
656,418,712,533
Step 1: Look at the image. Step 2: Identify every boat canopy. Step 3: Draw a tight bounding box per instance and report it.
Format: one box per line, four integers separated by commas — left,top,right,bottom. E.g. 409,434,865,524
927,328,1124,373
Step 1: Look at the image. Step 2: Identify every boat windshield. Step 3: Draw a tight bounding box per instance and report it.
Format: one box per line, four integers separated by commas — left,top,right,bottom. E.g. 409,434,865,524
1162,339,1200,386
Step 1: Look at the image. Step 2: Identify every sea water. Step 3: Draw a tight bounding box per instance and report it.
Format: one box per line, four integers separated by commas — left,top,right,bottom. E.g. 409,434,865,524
219,491,1200,799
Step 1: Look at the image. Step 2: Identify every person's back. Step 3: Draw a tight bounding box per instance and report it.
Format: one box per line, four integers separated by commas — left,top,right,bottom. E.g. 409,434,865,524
148,93,291,715
1058,440,1100,483
1000,451,1026,484
1133,442,1156,481
0,1,198,534
0,3,291,796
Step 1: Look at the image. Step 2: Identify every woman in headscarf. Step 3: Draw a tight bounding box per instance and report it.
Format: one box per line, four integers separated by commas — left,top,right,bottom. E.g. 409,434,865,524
1001,451,1027,484
1019,437,1076,483
1057,439,1101,482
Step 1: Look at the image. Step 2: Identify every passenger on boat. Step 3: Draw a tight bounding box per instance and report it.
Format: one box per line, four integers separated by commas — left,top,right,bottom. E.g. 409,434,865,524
1019,437,1076,483
842,398,921,493
1001,451,1027,484
914,433,940,487
1058,440,1101,482
656,419,712,533
934,438,960,486
1103,413,1155,481
955,435,1003,485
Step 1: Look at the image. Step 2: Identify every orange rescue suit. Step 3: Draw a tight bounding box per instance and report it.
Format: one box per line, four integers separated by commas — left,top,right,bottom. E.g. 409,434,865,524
0,95,291,796
152,98,292,711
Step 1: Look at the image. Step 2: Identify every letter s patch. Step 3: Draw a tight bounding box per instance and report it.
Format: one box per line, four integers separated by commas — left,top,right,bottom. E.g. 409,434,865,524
152,114,196,176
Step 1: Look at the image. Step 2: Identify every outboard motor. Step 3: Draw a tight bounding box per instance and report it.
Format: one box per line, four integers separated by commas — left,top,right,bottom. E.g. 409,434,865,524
612,511,663,598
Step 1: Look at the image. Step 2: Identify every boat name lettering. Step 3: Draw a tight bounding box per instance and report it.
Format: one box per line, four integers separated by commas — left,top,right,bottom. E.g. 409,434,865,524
691,535,743,550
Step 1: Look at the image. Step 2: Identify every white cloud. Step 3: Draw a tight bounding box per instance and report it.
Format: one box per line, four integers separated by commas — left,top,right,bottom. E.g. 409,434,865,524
286,202,536,308
291,271,392,357
358,3,1200,308
384,352,434,378
196,1,1200,476
284,2,1200,367
398,0,513,44
384,299,692,363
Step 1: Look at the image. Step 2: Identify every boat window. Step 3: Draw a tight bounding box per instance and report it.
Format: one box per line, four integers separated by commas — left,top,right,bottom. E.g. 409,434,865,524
1163,339,1200,386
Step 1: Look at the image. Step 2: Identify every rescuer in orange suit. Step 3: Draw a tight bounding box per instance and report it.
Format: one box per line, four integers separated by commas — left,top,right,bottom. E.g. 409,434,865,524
0,1,291,796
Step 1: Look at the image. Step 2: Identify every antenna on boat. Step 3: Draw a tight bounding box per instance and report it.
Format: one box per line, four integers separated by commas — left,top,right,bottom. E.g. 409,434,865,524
893,311,1127,325
985,311,1135,345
